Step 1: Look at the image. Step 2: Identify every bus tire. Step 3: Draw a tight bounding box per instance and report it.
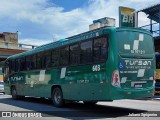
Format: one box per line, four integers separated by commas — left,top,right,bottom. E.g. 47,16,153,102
83,101,98,105
11,86,18,99
52,87,64,107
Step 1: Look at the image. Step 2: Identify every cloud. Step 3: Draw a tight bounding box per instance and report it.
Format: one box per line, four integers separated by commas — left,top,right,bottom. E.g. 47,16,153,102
0,0,159,45
84,0,160,26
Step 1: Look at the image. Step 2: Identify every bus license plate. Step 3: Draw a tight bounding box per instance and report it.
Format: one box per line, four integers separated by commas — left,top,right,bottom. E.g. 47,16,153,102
134,84,142,88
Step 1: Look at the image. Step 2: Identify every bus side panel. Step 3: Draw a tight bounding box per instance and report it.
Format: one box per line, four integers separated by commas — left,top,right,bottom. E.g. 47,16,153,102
22,69,60,98
61,63,109,101
5,72,26,96
105,29,119,100
6,70,54,98
61,29,118,101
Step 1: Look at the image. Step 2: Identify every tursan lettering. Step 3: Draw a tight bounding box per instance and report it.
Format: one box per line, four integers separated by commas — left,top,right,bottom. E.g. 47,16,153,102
11,76,23,81
125,60,151,66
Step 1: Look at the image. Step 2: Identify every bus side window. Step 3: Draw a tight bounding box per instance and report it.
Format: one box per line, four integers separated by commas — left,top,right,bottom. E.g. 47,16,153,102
51,49,59,67
37,51,51,69
60,46,69,66
93,36,108,62
15,59,20,72
26,56,31,70
9,60,13,74
80,40,92,64
30,54,36,70
20,57,26,71
70,43,80,65
44,51,51,68
13,60,16,73
37,52,43,69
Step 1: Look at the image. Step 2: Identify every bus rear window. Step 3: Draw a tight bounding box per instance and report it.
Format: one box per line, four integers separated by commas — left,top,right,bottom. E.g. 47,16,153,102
117,31,154,55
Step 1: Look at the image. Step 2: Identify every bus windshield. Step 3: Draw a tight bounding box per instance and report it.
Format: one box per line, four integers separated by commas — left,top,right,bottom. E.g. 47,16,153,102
117,30,154,56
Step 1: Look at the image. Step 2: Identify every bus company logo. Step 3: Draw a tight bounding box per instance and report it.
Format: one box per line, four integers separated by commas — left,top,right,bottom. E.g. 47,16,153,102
124,60,151,66
11,76,23,81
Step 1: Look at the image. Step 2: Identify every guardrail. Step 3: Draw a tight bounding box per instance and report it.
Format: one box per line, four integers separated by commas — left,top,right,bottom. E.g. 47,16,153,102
139,22,160,37
0,41,38,50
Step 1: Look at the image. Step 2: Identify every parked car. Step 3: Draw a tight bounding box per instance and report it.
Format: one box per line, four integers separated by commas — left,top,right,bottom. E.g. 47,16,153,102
0,82,5,94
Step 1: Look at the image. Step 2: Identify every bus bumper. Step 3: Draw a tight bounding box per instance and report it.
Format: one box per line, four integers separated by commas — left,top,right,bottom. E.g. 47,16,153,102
109,87,154,100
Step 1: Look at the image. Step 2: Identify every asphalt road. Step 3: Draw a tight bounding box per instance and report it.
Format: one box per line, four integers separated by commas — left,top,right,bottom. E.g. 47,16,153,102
0,93,160,120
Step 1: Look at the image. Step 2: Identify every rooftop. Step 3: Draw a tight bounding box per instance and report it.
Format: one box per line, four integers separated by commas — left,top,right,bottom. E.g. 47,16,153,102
140,4,160,23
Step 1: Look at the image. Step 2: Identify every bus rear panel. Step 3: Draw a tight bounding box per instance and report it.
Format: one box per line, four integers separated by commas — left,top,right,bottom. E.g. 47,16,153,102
110,28,155,100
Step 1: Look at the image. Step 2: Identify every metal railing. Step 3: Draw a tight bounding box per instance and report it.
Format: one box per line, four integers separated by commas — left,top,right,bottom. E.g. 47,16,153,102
139,22,160,37
0,41,37,50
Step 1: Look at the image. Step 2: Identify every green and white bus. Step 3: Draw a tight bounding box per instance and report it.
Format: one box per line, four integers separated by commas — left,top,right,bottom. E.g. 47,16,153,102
3,27,155,107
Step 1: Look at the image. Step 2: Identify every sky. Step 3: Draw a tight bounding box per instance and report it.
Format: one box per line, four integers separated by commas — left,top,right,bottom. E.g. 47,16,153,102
0,0,159,46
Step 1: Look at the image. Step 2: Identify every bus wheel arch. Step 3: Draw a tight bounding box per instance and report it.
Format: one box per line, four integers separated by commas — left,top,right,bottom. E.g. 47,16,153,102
11,85,18,99
51,85,64,107
10,86,25,99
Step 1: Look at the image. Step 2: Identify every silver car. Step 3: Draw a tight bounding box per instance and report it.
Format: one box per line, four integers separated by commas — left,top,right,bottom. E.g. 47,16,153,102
0,82,5,94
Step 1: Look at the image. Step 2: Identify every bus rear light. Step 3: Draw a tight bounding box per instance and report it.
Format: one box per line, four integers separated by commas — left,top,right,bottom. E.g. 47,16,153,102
112,70,121,88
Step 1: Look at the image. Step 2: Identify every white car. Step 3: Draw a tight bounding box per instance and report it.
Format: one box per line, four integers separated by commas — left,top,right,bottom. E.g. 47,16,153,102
0,82,5,94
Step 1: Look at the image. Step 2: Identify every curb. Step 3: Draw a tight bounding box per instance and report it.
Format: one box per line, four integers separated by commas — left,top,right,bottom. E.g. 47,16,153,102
153,95,160,100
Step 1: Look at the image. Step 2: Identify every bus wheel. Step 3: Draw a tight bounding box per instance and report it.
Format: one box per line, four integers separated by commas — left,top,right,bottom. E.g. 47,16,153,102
83,101,98,105
11,87,18,99
52,87,64,107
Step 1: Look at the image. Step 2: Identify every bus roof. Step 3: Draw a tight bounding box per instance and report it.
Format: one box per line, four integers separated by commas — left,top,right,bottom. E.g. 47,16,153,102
116,27,152,36
6,27,151,61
